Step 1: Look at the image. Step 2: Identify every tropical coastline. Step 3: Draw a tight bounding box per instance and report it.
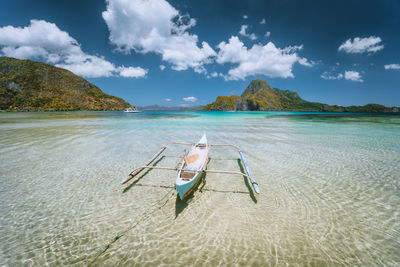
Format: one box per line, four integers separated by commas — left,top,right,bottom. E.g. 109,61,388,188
1,0,400,266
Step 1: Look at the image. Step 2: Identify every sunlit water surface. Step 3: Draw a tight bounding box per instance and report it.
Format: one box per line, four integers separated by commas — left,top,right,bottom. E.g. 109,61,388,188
1,111,399,266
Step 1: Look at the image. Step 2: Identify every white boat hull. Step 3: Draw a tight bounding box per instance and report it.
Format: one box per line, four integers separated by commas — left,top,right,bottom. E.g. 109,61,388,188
175,172,202,200
175,133,209,200
124,108,139,113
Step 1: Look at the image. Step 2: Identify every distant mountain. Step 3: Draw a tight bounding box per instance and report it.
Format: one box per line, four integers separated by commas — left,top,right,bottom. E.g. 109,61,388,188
0,57,133,111
205,79,399,112
138,105,204,111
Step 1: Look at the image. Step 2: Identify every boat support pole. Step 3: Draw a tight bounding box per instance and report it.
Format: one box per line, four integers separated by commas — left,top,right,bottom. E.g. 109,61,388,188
201,169,251,179
209,144,259,194
123,165,259,193
121,142,193,184
238,151,260,194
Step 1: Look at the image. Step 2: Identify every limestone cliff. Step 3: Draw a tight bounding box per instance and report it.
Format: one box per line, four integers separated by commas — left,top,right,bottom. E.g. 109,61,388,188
205,79,399,112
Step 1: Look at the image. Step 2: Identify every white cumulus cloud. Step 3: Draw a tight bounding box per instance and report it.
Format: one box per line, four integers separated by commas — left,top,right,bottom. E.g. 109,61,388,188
338,36,384,54
384,64,400,70
0,19,145,78
118,66,148,78
344,70,363,82
216,36,310,81
298,57,315,67
243,15,248,19
321,72,343,80
102,0,216,73
321,70,363,82
56,54,117,78
165,98,171,102
1,46,49,60
259,18,266,24
265,31,271,37
183,96,197,102
159,65,166,70
239,25,257,40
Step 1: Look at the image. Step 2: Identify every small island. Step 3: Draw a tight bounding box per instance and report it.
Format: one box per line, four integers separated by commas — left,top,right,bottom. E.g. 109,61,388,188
204,79,399,112
0,57,133,111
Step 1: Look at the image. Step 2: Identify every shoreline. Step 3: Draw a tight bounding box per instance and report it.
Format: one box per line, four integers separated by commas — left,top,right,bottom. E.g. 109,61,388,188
1,109,400,114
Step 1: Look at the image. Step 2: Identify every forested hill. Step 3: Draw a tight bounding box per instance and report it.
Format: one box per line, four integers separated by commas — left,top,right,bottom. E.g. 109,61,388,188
0,57,133,111
204,79,399,112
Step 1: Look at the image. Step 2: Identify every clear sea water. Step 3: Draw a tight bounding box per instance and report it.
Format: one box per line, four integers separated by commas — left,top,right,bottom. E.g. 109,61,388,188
1,111,399,266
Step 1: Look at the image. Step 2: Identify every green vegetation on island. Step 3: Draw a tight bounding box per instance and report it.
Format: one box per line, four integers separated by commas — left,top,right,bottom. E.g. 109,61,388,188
0,57,133,111
205,79,399,112
203,95,240,111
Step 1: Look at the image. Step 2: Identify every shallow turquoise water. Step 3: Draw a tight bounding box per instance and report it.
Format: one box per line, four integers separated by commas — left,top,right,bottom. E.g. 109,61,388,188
1,111,399,266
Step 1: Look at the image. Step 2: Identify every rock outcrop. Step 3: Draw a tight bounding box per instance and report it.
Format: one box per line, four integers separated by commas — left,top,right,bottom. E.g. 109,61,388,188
205,79,399,112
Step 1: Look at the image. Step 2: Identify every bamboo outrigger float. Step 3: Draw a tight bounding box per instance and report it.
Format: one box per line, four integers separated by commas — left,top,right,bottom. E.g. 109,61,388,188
121,133,260,200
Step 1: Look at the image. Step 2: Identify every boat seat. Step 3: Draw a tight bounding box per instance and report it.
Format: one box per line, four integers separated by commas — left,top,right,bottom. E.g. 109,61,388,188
181,144,208,180
180,170,196,179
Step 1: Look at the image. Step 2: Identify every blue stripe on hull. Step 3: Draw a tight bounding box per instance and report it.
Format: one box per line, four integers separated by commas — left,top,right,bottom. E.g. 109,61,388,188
175,173,200,200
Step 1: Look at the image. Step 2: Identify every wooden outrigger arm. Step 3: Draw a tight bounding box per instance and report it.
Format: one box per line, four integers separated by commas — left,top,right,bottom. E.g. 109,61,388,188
121,142,193,184
122,165,257,189
122,141,260,194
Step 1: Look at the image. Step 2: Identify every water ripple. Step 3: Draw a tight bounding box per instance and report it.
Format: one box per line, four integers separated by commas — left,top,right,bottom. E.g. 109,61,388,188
1,111,399,266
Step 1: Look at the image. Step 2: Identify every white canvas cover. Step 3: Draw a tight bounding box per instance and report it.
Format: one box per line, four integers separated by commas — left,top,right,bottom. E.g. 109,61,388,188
184,145,208,172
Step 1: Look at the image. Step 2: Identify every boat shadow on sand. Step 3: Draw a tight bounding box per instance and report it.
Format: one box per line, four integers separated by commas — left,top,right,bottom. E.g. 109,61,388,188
174,171,208,219
237,159,257,204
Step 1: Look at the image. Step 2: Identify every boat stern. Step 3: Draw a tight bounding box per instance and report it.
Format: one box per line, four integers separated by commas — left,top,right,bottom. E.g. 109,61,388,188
175,174,201,200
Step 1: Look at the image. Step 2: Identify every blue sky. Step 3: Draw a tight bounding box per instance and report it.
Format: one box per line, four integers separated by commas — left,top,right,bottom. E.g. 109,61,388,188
0,0,399,107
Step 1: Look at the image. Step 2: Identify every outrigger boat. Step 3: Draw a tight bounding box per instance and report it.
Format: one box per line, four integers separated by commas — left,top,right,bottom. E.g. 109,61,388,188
121,133,260,200
175,134,210,199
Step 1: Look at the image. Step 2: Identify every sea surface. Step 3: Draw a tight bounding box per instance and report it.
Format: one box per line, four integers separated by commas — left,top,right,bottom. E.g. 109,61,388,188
1,111,399,266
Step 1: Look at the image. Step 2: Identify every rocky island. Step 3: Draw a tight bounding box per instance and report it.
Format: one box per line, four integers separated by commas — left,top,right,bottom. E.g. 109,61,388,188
205,79,399,112
0,57,133,111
